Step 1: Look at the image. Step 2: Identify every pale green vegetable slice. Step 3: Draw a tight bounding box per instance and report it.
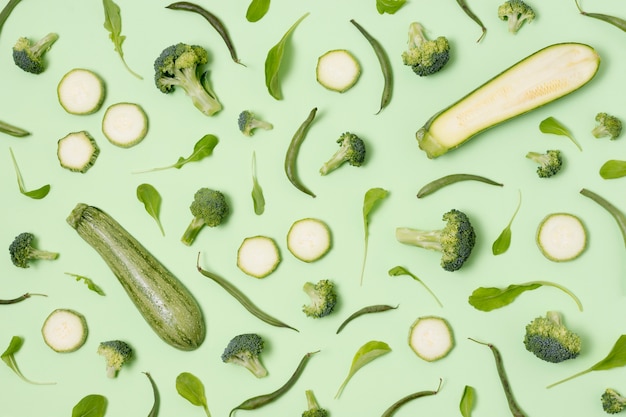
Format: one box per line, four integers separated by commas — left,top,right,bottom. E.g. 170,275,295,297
316,49,361,93
536,213,587,262
286,218,331,262
408,316,454,361
41,308,88,353
237,236,280,278
57,68,105,115
102,102,148,147
57,131,100,173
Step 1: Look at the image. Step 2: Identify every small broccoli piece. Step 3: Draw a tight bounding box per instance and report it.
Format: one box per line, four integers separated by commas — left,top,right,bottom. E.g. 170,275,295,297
593,112,622,140
526,150,562,178
181,188,229,246
221,333,268,378
302,279,337,318
401,22,450,77
237,110,273,136
153,43,222,116
602,388,626,414
523,311,581,363
319,132,366,175
302,389,329,417
12,32,58,74
9,232,59,268
97,340,133,378
396,209,476,272
498,0,536,33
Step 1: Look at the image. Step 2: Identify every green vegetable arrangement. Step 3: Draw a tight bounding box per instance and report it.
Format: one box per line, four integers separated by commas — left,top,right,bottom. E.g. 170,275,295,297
1,1,625,416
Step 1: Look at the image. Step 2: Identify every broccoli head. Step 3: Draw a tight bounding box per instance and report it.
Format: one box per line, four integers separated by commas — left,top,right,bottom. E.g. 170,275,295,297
526,150,562,178
9,232,59,268
97,340,133,378
302,279,337,318
153,43,222,116
181,188,229,246
498,0,536,33
12,32,59,74
319,131,366,175
602,388,626,414
302,389,329,417
221,333,268,378
401,22,450,77
238,110,274,136
396,209,475,272
523,311,581,363
593,112,622,140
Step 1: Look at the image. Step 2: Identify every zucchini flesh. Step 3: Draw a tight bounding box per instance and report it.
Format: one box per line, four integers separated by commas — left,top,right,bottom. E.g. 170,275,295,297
41,308,88,353
417,43,600,158
102,102,149,148
408,316,454,362
57,68,105,115
66,203,205,351
57,131,100,173
316,49,361,93
536,212,587,262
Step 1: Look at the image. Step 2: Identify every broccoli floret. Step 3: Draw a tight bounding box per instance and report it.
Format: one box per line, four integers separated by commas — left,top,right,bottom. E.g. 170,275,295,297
396,209,476,272
153,43,222,116
593,112,622,140
97,340,133,378
237,110,273,136
525,150,562,178
319,132,366,175
181,188,229,246
498,0,536,33
220,333,268,378
302,279,337,318
9,232,59,268
523,311,581,363
602,388,626,414
401,22,450,77
302,389,329,417
12,32,58,74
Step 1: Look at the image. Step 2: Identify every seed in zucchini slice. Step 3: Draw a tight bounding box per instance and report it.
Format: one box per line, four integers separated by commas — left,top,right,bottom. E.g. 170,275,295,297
408,316,454,362
41,308,88,353
536,212,587,262
237,236,281,278
416,43,600,158
287,218,331,262
57,68,106,115
316,49,361,93
57,131,100,173
102,102,149,148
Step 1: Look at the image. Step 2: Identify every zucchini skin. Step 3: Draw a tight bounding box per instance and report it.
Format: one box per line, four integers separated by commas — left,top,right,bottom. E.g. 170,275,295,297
67,203,205,351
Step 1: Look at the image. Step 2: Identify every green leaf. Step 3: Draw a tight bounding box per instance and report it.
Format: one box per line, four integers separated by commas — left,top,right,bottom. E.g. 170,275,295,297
492,190,521,255
176,372,211,417
71,394,107,417
600,160,626,179
335,340,391,399
143,372,159,417
137,183,165,235
264,13,309,100
135,135,218,173
250,152,265,215
460,385,476,417
1,336,55,385
9,147,50,199
376,0,406,14
360,187,389,284
246,0,270,22
388,265,443,307
65,272,105,296
539,116,581,151
102,0,142,79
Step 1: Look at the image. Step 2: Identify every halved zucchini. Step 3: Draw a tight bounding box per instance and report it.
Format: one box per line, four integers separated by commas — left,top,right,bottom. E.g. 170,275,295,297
416,43,600,158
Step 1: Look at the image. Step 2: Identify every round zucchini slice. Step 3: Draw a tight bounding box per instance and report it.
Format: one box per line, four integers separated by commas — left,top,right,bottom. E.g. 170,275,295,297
316,49,361,93
536,212,587,262
237,235,281,278
287,218,331,262
42,308,88,353
57,68,105,115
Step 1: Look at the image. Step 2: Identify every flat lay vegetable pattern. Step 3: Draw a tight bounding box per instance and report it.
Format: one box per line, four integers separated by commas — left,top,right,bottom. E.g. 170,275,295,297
1,0,625,416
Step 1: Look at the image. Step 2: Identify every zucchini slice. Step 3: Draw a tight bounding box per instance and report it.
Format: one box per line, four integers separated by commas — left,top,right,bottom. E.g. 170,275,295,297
102,102,149,148
236,235,281,278
57,68,105,115
416,43,600,158
287,218,331,262
316,49,361,93
536,212,587,262
41,308,88,353
57,131,100,173
408,315,454,362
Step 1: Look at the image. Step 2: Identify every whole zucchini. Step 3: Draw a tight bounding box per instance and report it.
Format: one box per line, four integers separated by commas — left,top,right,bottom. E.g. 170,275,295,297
67,203,205,351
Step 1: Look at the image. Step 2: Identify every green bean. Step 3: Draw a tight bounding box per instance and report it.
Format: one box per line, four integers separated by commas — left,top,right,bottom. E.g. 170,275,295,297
336,304,398,334
0,0,22,38
575,0,626,32
350,19,393,114
166,1,244,65
229,350,319,416
284,107,317,198
456,0,487,42
416,173,503,198
380,378,442,417
0,293,46,304
0,119,29,137
196,254,298,331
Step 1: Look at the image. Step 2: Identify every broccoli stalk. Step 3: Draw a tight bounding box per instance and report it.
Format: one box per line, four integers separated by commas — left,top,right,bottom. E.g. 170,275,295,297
302,389,329,417
593,112,622,140
181,188,229,246
602,388,626,414
526,150,562,178
9,232,59,268
97,340,133,378
237,110,273,136
12,32,58,74
154,43,222,116
401,22,450,77
396,209,476,272
319,132,366,175
498,0,536,33
302,279,337,318
523,311,581,363
221,333,268,378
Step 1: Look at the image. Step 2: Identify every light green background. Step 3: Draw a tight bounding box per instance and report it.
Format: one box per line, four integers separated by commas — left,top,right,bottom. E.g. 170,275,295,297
1,0,625,415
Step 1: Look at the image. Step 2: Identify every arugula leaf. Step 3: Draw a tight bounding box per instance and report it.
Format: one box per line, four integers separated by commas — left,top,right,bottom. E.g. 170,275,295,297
460,385,476,417
492,190,521,255
360,187,389,284
335,340,391,398
599,160,626,179
143,372,159,417
539,116,581,151
135,135,218,173
388,265,443,307
176,372,211,416
1,336,55,385
251,152,265,215
376,0,406,14
65,272,105,296
102,0,142,79
9,147,50,199
246,0,270,22
137,183,165,235
71,394,107,417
